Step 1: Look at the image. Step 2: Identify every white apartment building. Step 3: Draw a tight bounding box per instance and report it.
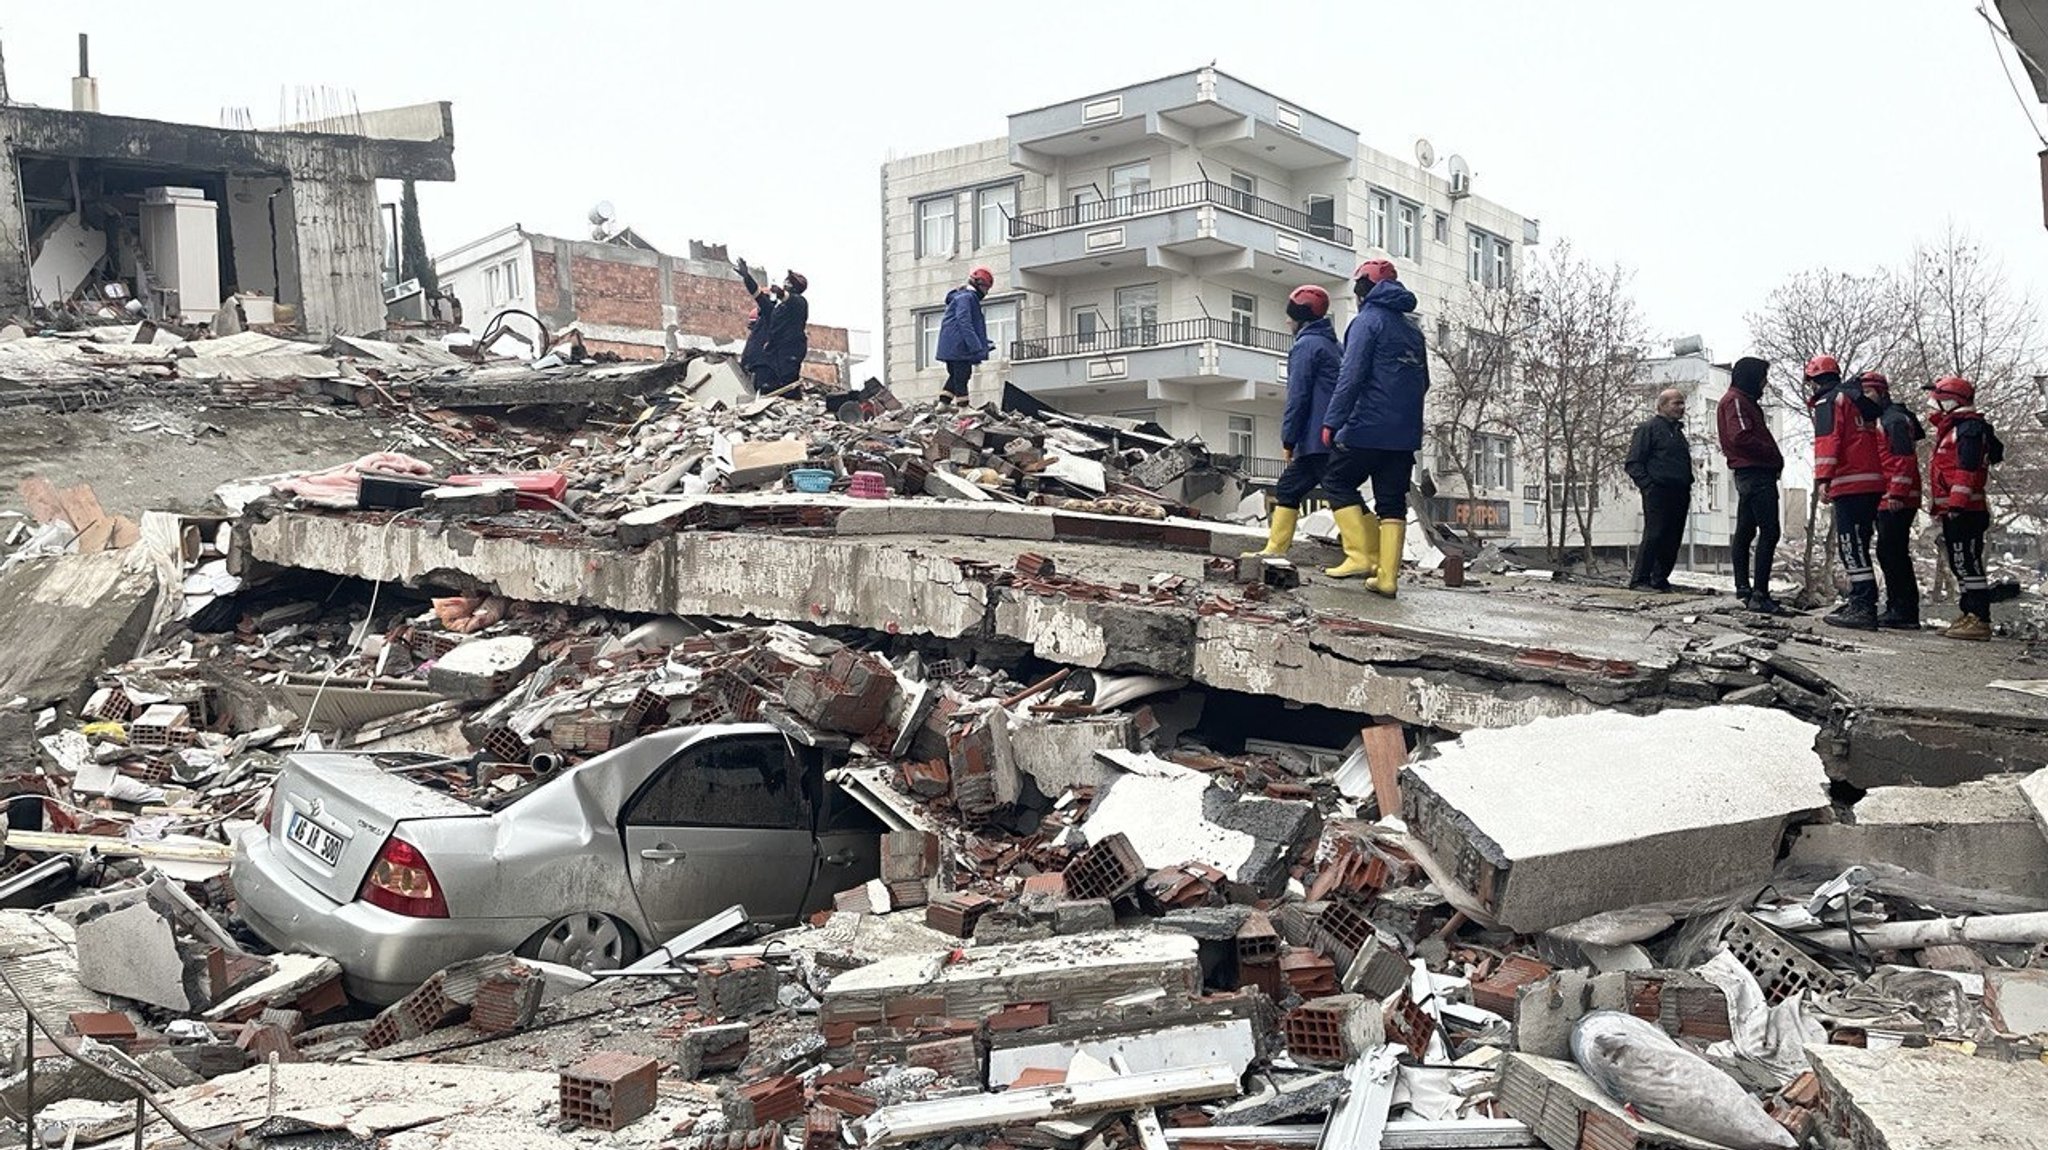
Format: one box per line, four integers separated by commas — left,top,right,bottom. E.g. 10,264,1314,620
881,67,1536,515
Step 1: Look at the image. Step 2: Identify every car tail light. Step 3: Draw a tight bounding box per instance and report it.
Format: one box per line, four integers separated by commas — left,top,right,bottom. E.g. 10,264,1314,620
359,836,449,918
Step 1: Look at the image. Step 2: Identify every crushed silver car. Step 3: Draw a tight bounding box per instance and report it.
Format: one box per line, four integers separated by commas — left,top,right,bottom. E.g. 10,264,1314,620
233,724,885,1003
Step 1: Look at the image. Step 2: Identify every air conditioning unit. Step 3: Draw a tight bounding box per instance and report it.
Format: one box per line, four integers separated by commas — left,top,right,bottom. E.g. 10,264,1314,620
1449,171,1470,198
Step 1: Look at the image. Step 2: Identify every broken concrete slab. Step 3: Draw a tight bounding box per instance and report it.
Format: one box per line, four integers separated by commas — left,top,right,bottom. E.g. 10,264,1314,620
1786,774,2048,907
427,635,540,700
1807,1043,2048,1150
74,900,205,1012
1985,967,2048,1036
0,548,163,707
985,1018,1257,1089
820,931,1199,1035
1401,707,1829,933
1005,713,1134,793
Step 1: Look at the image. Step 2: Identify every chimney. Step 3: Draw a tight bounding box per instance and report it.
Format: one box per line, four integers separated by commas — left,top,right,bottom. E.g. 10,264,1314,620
71,33,99,113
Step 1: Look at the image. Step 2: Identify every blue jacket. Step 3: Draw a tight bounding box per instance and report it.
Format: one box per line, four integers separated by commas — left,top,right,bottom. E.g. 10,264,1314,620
936,286,994,364
1282,316,1341,457
1323,280,1430,452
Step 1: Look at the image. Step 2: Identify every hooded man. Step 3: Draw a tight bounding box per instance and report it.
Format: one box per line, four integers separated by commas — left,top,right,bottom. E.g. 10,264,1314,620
1925,375,2002,640
1624,388,1694,592
1318,259,1429,598
1808,354,1887,630
1864,371,1926,629
1716,356,1784,612
936,267,997,403
734,257,777,392
1244,285,1340,559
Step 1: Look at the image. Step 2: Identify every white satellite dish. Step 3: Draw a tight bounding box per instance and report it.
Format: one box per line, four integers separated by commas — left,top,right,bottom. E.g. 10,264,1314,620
1447,154,1471,198
588,201,616,226
590,224,611,240
1414,138,1436,169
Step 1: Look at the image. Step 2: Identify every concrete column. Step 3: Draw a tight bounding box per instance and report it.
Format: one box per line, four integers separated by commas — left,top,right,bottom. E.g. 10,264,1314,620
288,173,383,335
0,148,30,315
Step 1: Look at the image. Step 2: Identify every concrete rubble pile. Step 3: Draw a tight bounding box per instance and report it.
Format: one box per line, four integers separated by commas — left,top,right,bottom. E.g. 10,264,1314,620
6,355,2048,1146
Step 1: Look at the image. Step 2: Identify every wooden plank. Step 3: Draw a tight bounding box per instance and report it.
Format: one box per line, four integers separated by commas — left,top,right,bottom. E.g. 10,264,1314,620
1360,723,1408,818
73,517,114,553
1,830,233,864
54,482,108,534
108,516,141,549
18,475,67,525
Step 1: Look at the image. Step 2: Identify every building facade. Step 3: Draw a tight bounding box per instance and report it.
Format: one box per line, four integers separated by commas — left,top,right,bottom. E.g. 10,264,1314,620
881,67,1535,506
435,226,858,385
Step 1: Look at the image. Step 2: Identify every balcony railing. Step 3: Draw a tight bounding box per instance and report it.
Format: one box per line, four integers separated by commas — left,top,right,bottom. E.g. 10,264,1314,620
1011,316,1294,362
1009,180,1354,246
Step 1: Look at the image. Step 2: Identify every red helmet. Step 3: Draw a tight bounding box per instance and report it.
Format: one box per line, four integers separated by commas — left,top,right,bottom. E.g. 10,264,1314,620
1354,259,1398,286
1287,285,1331,318
1804,354,1840,379
1858,370,1890,391
1928,375,1975,404
968,267,994,290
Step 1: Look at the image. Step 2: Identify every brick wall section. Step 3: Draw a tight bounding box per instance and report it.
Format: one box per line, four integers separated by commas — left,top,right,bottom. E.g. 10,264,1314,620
529,241,853,384
532,251,560,313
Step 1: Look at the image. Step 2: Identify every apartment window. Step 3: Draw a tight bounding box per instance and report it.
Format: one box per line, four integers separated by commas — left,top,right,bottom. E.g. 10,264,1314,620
1115,283,1159,344
483,265,502,307
1366,191,1391,250
1433,211,1450,243
917,195,957,259
1468,228,1512,287
1304,195,1337,240
1229,293,1257,346
917,310,944,368
1394,202,1419,259
983,299,1019,362
1072,306,1102,349
1109,161,1152,205
1549,479,1599,511
1469,433,1514,490
1225,170,1257,214
1227,415,1256,460
1523,501,1539,526
976,184,1016,249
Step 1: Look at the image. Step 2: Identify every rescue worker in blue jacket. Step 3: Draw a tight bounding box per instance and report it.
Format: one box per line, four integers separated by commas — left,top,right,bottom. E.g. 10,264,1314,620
1244,285,1341,557
936,267,997,403
1319,259,1429,598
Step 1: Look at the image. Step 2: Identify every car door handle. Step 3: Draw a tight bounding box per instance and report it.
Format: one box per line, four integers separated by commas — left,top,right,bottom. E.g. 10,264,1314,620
822,849,858,867
640,847,687,863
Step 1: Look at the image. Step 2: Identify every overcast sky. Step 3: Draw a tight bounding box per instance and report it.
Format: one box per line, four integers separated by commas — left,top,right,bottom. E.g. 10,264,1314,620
9,1,2047,371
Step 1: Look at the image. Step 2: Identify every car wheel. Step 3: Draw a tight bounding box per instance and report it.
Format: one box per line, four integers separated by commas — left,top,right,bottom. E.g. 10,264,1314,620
524,913,640,973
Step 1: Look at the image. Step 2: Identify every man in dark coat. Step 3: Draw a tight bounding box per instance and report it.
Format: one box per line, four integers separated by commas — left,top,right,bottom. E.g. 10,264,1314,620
734,258,777,392
1318,259,1429,598
1624,388,1694,592
936,267,996,403
758,269,810,391
1715,355,1785,612
1244,284,1340,558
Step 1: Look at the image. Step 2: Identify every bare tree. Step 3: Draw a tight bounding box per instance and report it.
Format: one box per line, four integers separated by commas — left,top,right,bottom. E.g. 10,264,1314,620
1888,226,2044,593
1427,281,1527,523
1518,241,1652,567
1744,267,1901,602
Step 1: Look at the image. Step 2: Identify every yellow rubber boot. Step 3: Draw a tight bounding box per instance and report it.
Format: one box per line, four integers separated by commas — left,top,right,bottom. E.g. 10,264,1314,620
1367,517,1405,598
1324,506,1379,578
1242,505,1298,558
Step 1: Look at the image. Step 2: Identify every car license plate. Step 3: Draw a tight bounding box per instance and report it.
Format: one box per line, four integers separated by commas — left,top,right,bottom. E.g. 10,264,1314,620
286,811,344,868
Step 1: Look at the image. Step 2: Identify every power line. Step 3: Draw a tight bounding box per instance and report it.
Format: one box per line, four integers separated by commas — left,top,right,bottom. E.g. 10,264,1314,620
1980,3,2048,147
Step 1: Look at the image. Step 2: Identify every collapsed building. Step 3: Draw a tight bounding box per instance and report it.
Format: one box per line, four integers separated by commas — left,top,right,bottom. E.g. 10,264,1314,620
2,313,2048,1148
1,35,456,335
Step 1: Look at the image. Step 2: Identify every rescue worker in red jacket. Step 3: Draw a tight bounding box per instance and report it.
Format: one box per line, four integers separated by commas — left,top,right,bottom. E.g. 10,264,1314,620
1862,371,1925,629
1808,354,1887,630
1925,375,2001,640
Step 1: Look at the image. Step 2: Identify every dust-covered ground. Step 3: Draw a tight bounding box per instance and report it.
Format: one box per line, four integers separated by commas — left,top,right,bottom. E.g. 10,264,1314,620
0,401,463,520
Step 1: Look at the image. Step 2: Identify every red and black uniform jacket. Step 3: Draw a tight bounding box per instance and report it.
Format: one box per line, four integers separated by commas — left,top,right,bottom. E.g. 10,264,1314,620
1874,402,1924,512
1810,382,1884,498
1928,408,1995,516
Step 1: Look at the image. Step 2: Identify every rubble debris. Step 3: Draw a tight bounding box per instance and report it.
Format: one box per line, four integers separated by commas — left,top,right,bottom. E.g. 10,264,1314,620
1808,1043,2048,1149
848,1063,1242,1146
1786,772,2048,907
560,1050,661,1131
1569,1011,1795,1149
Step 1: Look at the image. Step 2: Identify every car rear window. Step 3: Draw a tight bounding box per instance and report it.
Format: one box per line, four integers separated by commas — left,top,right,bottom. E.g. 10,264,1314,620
625,735,807,829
